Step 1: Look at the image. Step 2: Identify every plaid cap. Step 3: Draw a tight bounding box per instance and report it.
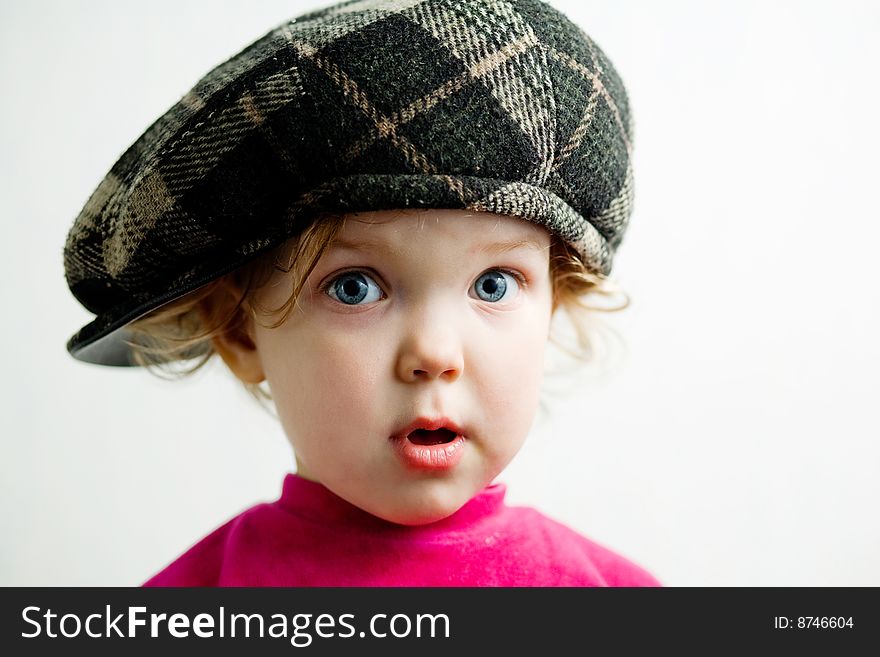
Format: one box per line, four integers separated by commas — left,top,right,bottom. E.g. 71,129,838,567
64,0,633,366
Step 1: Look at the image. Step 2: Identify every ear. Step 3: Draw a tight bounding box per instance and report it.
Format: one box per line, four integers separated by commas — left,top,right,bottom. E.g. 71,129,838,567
196,286,266,384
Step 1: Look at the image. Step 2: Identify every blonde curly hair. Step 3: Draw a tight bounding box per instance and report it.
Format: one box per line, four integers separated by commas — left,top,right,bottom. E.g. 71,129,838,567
125,212,629,407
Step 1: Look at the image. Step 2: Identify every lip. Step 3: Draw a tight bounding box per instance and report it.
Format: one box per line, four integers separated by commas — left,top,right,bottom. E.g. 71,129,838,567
390,416,467,471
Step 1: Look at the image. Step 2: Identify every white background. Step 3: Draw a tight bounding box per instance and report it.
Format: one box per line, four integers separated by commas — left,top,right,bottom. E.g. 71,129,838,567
2,0,878,586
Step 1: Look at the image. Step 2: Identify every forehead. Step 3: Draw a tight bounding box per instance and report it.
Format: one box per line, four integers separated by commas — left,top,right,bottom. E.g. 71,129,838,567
329,209,550,254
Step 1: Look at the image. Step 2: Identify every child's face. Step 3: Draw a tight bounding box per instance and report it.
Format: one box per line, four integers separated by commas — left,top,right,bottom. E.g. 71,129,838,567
245,209,553,525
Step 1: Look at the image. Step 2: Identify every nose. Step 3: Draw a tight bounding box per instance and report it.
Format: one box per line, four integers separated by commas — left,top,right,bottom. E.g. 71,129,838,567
395,311,464,383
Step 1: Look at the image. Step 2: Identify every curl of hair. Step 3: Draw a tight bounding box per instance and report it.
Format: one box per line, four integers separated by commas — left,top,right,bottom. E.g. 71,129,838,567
547,236,630,372
126,214,629,408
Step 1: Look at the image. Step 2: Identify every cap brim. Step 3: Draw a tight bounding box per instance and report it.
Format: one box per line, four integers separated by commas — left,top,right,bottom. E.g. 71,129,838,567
67,175,611,366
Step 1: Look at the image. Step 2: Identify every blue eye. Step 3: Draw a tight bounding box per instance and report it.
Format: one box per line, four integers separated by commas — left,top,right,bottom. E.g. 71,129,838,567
326,271,383,305
473,270,520,303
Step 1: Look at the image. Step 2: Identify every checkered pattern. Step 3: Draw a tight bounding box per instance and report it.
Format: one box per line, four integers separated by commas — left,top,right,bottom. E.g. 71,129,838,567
64,0,634,365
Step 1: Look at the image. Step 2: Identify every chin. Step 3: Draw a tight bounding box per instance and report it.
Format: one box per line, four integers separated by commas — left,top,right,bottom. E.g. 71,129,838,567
385,508,456,527
374,484,470,526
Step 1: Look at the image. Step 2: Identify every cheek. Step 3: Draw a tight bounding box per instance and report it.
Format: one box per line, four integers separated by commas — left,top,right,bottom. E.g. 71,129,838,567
259,323,387,434
473,317,549,425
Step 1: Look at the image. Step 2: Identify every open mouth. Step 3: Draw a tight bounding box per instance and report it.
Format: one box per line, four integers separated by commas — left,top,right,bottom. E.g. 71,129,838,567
407,428,458,446
393,421,467,470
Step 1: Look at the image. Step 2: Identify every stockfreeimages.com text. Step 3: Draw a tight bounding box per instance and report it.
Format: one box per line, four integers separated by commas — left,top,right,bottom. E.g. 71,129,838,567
21,605,451,646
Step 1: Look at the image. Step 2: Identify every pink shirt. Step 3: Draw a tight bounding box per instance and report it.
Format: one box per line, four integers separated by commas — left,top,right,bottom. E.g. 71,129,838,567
143,474,661,587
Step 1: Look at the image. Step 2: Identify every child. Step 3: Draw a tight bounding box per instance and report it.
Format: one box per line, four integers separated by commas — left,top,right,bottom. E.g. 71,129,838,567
64,0,659,586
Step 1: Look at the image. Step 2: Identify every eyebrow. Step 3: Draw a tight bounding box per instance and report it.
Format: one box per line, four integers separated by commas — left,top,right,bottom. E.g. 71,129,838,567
328,236,546,255
476,237,547,255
